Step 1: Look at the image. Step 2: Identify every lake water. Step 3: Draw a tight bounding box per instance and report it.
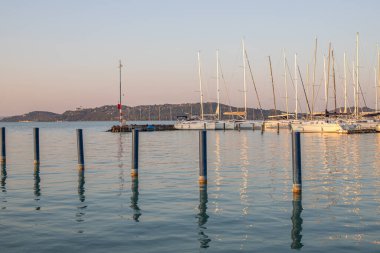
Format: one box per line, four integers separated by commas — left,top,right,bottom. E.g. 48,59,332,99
0,121,380,252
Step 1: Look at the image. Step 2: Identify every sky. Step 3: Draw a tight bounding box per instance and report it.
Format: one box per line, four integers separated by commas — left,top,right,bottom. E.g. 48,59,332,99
1,0,380,116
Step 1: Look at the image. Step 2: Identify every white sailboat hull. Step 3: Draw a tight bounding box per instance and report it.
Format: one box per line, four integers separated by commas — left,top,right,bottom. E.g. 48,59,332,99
291,120,356,133
264,120,291,129
214,120,254,130
234,120,263,130
174,121,216,130
349,120,380,131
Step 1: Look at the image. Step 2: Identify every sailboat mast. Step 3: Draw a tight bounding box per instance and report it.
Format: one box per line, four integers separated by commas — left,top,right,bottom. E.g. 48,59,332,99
283,49,289,119
377,43,380,112
312,37,317,120
352,61,356,115
332,50,337,114
375,66,378,112
356,32,360,118
198,51,204,120
242,39,247,120
118,60,123,127
326,42,331,114
216,50,220,120
323,56,327,113
268,56,277,115
306,63,310,114
344,52,347,114
295,53,298,120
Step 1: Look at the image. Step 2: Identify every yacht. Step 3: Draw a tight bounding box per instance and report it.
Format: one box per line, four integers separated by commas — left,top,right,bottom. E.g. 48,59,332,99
291,119,358,133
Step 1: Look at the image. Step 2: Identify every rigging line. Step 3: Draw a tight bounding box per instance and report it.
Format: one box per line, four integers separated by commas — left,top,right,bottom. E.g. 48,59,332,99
311,79,321,113
358,80,368,111
218,58,233,113
351,67,368,110
314,76,324,113
285,59,305,114
314,78,330,113
268,56,277,115
345,64,356,114
297,65,311,114
245,49,264,120
311,71,323,112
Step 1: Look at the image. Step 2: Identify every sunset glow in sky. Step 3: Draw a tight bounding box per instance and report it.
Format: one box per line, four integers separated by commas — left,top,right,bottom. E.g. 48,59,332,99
1,0,379,116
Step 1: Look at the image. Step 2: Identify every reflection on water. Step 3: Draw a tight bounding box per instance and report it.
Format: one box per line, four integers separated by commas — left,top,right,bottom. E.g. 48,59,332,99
197,186,210,249
78,169,85,203
76,169,87,232
239,134,249,215
118,134,125,195
213,132,222,214
2,122,380,252
1,165,6,193
291,193,303,249
130,178,141,222
34,165,41,210
1,165,6,210
239,133,250,249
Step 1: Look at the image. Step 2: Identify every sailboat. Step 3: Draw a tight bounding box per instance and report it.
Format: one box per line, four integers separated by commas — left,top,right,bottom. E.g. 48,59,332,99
214,50,232,130
262,54,293,130
291,37,362,133
220,39,263,130
291,46,347,133
174,51,216,130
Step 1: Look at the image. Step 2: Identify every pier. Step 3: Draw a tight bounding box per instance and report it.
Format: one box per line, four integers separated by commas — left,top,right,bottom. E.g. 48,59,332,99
108,124,176,132
346,128,377,134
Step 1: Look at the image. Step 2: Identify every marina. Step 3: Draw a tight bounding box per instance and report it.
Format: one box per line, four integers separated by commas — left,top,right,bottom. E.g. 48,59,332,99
1,121,380,252
2,1,380,252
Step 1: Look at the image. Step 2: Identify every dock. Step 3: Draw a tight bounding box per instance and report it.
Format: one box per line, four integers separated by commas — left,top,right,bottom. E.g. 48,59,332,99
347,128,377,134
108,124,176,133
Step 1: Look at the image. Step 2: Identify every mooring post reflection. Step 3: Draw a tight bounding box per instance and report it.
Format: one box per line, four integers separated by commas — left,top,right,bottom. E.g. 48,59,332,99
291,192,303,249
130,177,141,222
34,165,41,210
76,168,87,227
1,164,6,193
118,134,125,194
78,169,85,203
197,185,210,249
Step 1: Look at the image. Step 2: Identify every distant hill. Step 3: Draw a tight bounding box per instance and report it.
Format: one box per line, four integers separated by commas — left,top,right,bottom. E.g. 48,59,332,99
1,111,61,122
1,103,375,122
0,103,282,122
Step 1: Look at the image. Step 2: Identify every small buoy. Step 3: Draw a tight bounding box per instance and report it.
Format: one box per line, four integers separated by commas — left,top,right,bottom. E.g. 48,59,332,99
146,125,155,131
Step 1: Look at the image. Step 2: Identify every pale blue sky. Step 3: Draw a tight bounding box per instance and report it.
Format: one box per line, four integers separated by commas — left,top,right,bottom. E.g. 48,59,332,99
1,0,379,115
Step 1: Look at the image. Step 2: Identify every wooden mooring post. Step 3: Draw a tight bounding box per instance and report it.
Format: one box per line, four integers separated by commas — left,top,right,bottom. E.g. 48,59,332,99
1,127,5,166
131,129,139,178
76,129,85,169
199,130,207,185
292,131,302,193
33,128,40,165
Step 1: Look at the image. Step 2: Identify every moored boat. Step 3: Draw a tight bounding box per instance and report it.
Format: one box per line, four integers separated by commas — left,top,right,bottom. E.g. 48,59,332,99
291,120,358,134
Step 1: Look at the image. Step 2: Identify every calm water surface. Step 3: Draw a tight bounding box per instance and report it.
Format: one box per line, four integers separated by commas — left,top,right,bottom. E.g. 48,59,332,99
0,121,380,252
